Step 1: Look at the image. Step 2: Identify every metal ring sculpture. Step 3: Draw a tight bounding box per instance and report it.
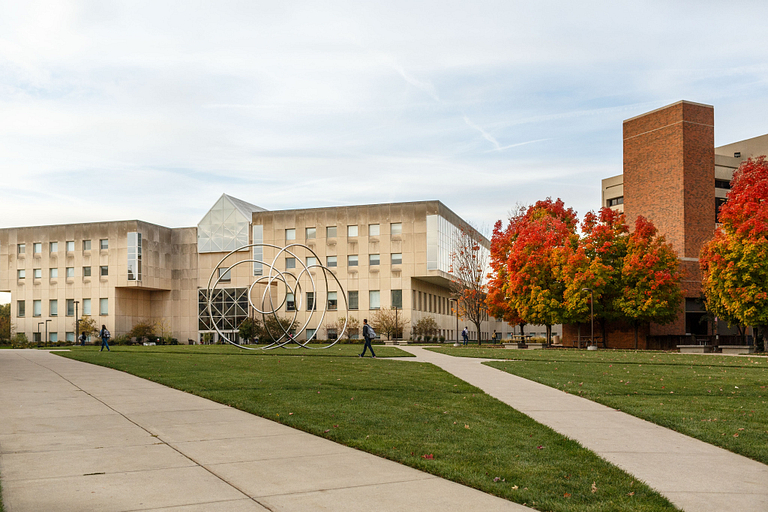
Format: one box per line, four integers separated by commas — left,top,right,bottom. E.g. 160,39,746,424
205,243,348,350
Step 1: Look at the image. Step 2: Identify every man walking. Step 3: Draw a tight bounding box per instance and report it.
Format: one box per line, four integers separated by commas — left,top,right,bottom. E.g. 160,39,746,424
99,324,111,352
462,326,469,346
360,319,376,358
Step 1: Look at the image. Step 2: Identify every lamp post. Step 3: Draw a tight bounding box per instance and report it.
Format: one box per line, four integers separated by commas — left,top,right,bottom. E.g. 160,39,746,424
582,288,594,349
74,300,80,346
45,319,52,347
37,322,44,348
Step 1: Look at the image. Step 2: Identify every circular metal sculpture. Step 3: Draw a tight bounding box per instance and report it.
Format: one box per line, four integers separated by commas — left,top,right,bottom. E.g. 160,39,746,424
205,243,348,350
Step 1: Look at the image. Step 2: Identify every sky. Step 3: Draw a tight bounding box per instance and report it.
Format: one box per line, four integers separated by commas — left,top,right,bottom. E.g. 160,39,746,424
2,0,768,240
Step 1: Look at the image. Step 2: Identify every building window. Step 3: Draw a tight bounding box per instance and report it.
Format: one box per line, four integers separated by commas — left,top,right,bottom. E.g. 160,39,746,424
716,197,727,222
369,290,380,310
33,268,41,279
33,242,42,254
285,228,296,241
17,269,25,279
307,292,315,311
348,255,358,266
306,227,316,239
286,257,296,269
326,226,337,238
349,291,359,310
198,288,249,332
391,253,402,265
50,242,58,253
127,232,142,281
286,293,295,311
33,300,41,317
66,241,75,252
306,328,316,341
83,298,91,315
347,225,358,237
66,299,75,317
369,224,380,236
100,298,108,316
66,267,74,278
83,266,91,277
369,254,380,265
50,299,58,316
608,196,624,207
392,289,403,308
306,256,317,267
50,268,58,279
66,332,75,343
326,255,337,267
328,291,338,310
18,243,25,254
83,240,91,251
17,300,25,317
100,266,109,277
218,268,231,281
100,239,109,250
715,179,731,190
49,332,58,343
391,222,402,235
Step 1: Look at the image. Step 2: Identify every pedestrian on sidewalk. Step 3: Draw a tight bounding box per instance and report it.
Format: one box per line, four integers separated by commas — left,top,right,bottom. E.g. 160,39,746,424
462,327,469,346
360,319,376,358
99,325,111,352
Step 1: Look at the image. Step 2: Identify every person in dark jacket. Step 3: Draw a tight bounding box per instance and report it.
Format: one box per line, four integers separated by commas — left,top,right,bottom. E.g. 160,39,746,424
100,325,111,352
360,319,376,358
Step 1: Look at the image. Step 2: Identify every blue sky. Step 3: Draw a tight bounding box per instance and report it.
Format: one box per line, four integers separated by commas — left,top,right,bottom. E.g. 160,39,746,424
2,0,768,236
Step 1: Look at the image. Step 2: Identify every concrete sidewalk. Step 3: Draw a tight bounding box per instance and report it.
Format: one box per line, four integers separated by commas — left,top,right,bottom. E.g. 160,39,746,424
396,346,768,512
0,349,533,512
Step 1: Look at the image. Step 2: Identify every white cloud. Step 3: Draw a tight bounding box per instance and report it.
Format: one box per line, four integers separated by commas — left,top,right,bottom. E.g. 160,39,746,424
1,1,768,231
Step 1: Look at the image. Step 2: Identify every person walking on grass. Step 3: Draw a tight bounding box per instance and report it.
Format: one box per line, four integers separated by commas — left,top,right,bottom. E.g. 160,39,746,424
360,319,376,358
100,324,111,352
462,326,469,346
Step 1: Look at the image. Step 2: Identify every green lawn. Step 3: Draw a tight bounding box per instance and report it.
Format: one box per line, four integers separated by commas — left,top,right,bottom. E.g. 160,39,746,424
57,345,678,512
431,346,768,464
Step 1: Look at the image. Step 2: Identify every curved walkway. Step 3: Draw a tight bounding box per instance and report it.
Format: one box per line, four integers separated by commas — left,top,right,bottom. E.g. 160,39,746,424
395,346,768,512
0,349,532,512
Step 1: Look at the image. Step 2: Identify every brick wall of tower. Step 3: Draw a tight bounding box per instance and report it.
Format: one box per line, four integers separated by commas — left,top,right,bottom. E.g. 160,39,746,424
622,101,714,337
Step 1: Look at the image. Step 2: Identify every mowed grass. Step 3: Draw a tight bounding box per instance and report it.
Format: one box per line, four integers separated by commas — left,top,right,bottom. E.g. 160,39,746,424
57,345,678,512
432,346,768,464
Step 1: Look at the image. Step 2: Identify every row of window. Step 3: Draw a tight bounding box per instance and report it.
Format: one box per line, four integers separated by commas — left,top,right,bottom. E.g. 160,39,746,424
284,289,403,311
32,332,89,343
16,239,108,255
17,266,107,280
17,298,108,317
607,196,624,207
286,253,402,269
286,223,402,241
414,290,450,315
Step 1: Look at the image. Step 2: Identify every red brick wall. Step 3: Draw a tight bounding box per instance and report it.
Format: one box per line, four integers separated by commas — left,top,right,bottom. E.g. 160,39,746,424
622,101,714,337
563,321,650,349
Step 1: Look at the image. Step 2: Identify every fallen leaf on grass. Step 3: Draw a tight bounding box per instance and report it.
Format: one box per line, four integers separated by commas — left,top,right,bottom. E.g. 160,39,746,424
421,454,434,459
627,492,635,496
591,482,597,493
564,493,571,498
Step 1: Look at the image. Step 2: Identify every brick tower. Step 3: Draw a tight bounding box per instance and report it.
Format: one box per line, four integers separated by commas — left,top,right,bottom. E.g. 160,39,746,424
623,101,715,336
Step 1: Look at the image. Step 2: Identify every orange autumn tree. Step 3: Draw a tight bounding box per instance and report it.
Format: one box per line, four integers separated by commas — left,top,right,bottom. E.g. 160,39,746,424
487,207,526,336
700,156,768,350
490,199,579,345
562,207,630,345
615,216,682,348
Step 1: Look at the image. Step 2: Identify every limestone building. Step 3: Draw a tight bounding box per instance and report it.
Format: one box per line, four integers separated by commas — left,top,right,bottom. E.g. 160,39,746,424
2,196,538,344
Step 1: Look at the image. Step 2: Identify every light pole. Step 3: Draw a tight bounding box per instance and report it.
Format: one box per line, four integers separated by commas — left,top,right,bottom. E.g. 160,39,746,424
582,288,594,349
394,306,399,342
74,300,80,346
37,322,44,348
45,319,52,347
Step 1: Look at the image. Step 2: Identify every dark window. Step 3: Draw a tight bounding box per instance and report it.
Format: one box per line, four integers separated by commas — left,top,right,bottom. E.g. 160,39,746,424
608,196,624,207
348,291,359,310
715,179,731,190
716,198,727,222
391,289,402,308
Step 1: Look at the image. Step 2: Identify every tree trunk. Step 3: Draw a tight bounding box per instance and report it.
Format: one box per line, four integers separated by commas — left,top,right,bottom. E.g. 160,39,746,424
475,321,482,346
545,324,552,346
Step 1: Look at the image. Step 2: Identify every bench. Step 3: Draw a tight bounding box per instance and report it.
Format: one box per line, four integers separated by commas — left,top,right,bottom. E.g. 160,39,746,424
718,345,752,355
677,344,714,354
